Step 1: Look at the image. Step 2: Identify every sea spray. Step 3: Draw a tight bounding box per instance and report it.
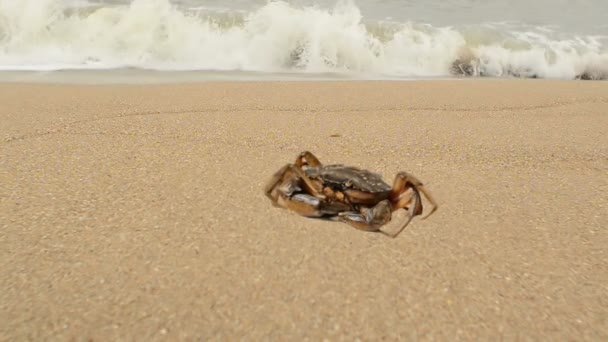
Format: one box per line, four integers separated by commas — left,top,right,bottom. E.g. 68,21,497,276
0,0,606,79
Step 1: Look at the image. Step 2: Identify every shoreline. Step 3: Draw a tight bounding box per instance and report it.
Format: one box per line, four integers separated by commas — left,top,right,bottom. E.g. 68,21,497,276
1,69,606,85
0,70,443,84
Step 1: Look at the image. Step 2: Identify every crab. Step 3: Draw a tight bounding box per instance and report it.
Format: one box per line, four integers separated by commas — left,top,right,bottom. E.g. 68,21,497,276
264,151,438,237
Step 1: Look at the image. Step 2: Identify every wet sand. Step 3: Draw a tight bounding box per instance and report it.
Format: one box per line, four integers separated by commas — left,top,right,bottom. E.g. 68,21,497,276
1,80,607,340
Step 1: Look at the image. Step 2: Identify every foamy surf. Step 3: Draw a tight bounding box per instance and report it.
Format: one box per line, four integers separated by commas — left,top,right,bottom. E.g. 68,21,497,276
0,0,606,80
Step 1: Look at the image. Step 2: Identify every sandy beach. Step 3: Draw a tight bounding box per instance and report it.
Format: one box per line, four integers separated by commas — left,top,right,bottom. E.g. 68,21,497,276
1,80,607,340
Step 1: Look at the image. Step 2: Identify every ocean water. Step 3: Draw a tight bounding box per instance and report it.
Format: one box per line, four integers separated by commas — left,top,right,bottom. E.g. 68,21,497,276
0,0,607,80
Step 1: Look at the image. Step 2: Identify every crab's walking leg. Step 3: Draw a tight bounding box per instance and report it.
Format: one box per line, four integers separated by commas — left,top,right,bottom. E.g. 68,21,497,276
264,163,325,204
337,200,393,233
264,166,350,217
280,194,352,218
264,164,291,205
390,171,438,219
338,194,421,238
279,194,325,217
295,151,322,167
379,190,420,238
264,151,323,204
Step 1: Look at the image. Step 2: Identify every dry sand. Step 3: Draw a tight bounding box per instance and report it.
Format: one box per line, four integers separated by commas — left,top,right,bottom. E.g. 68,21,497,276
1,80,607,340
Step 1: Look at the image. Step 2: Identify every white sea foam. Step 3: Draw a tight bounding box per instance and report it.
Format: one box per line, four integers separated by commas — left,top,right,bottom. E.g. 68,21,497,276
0,0,606,79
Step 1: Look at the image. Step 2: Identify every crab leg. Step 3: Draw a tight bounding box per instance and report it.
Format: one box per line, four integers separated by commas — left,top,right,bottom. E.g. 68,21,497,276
338,192,421,238
265,168,351,218
390,171,438,219
337,200,393,233
264,164,291,204
379,190,420,238
265,152,323,206
295,151,323,168
278,194,326,217
264,163,325,205
280,194,353,218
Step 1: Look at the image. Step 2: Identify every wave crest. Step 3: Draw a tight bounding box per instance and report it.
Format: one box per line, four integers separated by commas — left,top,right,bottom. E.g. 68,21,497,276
0,0,606,79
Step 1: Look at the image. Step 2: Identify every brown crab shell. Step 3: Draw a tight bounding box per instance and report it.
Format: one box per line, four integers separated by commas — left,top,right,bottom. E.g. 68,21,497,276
304,164,392,205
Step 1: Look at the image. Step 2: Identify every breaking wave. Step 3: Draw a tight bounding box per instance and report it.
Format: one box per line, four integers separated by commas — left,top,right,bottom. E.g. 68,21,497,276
0,0,606,79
